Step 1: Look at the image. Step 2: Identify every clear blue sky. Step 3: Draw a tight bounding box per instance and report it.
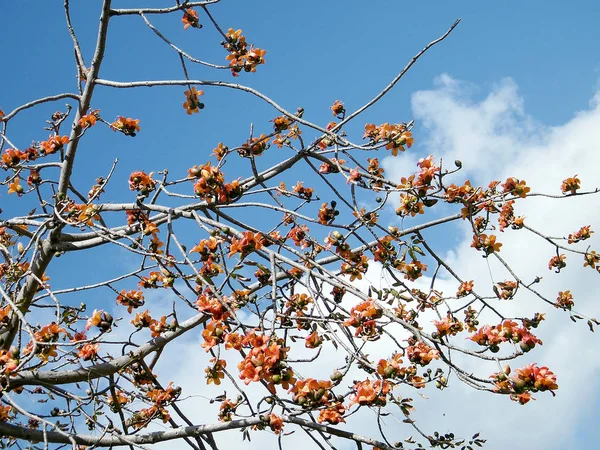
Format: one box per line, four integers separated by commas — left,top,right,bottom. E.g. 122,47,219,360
1,1,599,449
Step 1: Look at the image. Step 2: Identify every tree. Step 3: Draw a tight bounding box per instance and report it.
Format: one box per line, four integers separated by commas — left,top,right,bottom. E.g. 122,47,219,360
0,2,598,449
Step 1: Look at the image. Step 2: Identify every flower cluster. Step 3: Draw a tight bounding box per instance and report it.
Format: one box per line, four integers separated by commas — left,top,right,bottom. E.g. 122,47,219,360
218,399,238,422
318,157,345,174
396,193,424,217
432,315,464,338
406,342,439,366
78,109,100,128
0,348,19,375
330,100,345,118
363,122,413,156
40,135,69,155
471,233,502,255
491,363,558,404
128,383,181,429
131,310,173,337
228,231,264,258
396,259,428,281
107,390,130,413
501,177,530,198
287,225,311,249
238,134,271,157
343,300,382,338
1,147,37,168
23,323,66,363
548,254,567,272
252,414,284,434
190,236,223,280
222,28,266,76
237,331,295,393
129,171,156,196
77,342,99,361
139,271,174,289
182,8,201,29
189,162,242,204
291,181,314,199
290,378,333,408
555,290,574,310
349,379,393,407
568,225,593,244
456,280,474,297
196,292,234,321
116,289,145,313
111,116,140,136
469,320,542,353
377,354,425,389
205,357,227,385
493,280,518,300
86,309,113,332
584,251,600,271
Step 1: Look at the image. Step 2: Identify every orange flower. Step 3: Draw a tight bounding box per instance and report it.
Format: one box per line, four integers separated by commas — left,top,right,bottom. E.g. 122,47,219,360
502,177,530,198
129,171,156,196
183,87,204,114
22,323,66,363
584,251,600,270
107,390,130,411
2,148,30,168
40,135,69,155
330,100,345,118
212,142,228,160
568,225,593,244
548,254,567,272
27,169,41,187
78,110,99,128
116,289,145,313
222,28,266,76
0,109,4,120
349,379,392,407
471,233,502,255
0,405,12,422
457,280,474,297
555,290,574,310
228,231,264,258
406,342,439,366
205,358,226,385
182,8,201,29
396,194,424,217
267,414,284,434
8,179,24,196
318,403,346,424
112,116,140,136
305,330,322,348
363,122,413,155
78,343,99,361
433,315,464,338
0,349,19,375
86,309,113,331
224,332,243,350
561,175,580,195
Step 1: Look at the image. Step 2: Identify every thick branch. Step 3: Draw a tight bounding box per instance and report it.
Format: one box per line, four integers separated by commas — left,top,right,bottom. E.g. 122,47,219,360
9,312,209,388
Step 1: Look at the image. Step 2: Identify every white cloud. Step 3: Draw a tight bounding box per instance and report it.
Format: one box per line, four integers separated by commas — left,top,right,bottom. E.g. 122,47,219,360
384,75,600,450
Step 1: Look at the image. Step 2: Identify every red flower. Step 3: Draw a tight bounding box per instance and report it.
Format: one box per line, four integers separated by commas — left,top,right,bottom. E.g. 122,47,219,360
182,8,201,29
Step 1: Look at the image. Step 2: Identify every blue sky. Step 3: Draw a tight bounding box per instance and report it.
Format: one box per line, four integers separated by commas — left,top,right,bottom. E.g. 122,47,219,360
1,1,600,449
